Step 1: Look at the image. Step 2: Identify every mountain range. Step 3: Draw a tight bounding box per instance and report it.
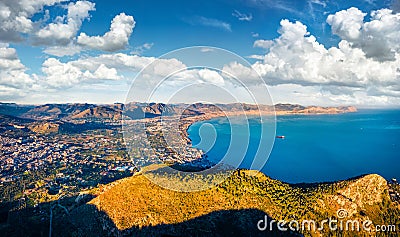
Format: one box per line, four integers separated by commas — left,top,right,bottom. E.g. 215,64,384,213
0,102,357,122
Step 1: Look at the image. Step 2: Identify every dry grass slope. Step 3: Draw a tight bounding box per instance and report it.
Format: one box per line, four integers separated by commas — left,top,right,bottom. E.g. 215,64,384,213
90,167,400,236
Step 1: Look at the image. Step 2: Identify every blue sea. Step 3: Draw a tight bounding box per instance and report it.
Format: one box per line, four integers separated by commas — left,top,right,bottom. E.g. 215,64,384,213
187,110,400,183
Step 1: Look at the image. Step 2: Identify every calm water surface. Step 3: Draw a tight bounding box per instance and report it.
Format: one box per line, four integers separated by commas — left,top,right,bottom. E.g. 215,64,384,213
187,110,400,183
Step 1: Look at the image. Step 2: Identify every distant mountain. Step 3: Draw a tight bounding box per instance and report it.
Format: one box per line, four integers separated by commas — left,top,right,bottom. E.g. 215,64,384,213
0,114,34,124
274,103,306,111
69,105,123,120
20,103,123,121
0,102,357,122
0,103,34,117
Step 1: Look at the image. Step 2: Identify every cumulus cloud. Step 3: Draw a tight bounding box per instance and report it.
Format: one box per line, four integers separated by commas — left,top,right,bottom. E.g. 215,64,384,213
0,0,66,42
253,39,274,49
240,11,400,106
326,7,366,41
0,0,135,56
40,52,235,99
254,19,399,88
222,61,260,84
198,69,225,85
34,1,95,46
0,45,35,99
43,44,82,57
327,7,400,61
42,58,122,87
77,13,135,51
41,53,185,88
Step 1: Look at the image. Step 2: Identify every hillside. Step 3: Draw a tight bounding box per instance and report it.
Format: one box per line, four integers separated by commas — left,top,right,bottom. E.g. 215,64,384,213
1,167,399,236
0,103,34,117
0,103,357,123
76,168,399,236
20,103,123,121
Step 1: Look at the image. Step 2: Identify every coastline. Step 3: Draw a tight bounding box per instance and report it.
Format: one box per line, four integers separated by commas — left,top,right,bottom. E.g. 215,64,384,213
177,107,358,172
125,108,400,185
180,107,358,146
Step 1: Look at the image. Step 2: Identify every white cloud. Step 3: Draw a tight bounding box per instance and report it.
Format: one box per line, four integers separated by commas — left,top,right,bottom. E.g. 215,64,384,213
42,57,122,87
2,5,399,107
308,0,327,8
41,53,186,88
0,0,67,42
42,58,81,87
43,44,82,57
326,7,366,41
34,1,95,46
0,45,35,99
253,19,399,87
77,13,135,51
222,61,260,85
327,7,400,61
188,16,232,32
198,69,225,85
247,55,265,60
253,39,274,49
266,83,400,107
0,1,136,56
131,42,153,55
232,10,253,21
240,11,400,106
92,64,120,80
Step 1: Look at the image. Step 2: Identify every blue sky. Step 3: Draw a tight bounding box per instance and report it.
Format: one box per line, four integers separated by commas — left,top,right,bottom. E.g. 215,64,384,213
18,0,393,63
0,0,399,107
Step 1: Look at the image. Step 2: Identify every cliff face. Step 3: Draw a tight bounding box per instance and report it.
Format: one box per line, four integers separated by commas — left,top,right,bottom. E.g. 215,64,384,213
86,169,398,236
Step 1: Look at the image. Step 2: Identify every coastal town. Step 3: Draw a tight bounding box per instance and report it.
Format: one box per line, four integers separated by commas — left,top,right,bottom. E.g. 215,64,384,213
0,108,216,205
0,129,137,203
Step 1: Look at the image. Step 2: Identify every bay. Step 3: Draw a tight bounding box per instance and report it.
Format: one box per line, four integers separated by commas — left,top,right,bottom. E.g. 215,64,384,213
187,110,400,183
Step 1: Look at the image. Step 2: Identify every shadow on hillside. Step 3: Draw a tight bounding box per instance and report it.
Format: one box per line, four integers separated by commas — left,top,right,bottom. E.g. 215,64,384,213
117,208,299,237
0,194,102,237
1,196,299,237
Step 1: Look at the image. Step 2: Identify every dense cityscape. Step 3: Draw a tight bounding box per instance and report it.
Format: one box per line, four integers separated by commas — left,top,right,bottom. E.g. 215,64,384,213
0,103,219,208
